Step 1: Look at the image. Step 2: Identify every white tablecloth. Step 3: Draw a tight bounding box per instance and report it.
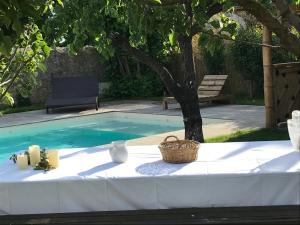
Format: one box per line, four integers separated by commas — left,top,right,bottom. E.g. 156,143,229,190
0,141,299,215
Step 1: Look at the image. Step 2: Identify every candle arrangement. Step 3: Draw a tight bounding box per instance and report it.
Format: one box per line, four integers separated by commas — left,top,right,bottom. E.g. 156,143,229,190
10,145,60,171
34,149,54,171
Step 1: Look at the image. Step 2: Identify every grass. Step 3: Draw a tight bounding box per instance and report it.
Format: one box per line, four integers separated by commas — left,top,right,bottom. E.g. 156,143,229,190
205,128,289,143
0,104,44,115
233,97,264,106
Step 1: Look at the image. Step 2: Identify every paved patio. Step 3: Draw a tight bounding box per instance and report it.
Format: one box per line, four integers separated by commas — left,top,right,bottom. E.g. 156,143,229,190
0,100,265,145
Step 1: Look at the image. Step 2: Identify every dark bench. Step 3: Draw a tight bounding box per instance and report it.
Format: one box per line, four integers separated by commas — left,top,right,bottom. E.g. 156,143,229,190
45,76,99,113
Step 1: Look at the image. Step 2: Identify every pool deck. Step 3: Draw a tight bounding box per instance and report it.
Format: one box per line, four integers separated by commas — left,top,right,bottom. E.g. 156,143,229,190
0,100,265,145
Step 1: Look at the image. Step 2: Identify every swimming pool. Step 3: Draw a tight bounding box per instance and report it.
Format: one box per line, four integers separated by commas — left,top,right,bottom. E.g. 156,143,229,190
0,112,229,164
0,112,185,163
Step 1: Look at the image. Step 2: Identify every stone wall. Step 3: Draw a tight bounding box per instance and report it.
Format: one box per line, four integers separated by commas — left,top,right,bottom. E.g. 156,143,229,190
30,46,104,104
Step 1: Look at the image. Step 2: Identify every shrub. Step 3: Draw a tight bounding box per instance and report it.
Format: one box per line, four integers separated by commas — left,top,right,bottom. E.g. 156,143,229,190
16,94,31,107
229,27,264,97
202,39,225,74
229,27,296,97
104,70,164,99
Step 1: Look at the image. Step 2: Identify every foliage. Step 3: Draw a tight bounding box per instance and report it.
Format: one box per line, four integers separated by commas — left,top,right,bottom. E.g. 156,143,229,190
229,26,297,97
202,38,225,74
104,70,164,98
0,104,43,115
16,94,31,107
0,0,61,55
0,23,50,105
0,0,61,105
229,27,263,96
45,0,238,60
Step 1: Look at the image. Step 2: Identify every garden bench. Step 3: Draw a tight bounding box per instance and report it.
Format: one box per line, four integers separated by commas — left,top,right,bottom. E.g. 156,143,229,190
162,75,232,109
45,76,99,113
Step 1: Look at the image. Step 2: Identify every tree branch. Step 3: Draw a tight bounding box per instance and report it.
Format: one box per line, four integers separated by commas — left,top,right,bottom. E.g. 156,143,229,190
0,54,36,102
0,47,18,83
232,0,300,57
184,1,193,29
110,33,181,94
273,0,300,33
0,79,12,87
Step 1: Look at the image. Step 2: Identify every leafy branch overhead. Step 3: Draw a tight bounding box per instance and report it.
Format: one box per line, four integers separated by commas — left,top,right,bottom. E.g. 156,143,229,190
0,0,59,105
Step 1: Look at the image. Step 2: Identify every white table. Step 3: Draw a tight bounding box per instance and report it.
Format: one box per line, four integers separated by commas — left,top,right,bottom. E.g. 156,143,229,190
0,141,299,215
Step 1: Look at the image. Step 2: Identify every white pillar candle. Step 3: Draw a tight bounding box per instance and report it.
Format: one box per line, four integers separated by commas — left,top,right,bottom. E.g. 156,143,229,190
17,154,28,170
28,145,41,167
46,150,59,168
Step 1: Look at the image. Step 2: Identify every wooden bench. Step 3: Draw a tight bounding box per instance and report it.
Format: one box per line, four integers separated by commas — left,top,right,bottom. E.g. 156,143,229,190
162,75,232,110
1,205,299,225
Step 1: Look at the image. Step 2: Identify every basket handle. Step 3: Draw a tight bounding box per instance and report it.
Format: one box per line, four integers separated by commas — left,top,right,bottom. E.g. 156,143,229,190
163,135,180,142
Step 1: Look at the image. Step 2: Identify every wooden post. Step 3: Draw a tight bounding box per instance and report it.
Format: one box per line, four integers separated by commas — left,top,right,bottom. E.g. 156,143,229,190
262,26,276,128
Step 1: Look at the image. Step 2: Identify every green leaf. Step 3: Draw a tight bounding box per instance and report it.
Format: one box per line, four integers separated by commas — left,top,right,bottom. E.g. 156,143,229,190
56,0,64,6
168,30,175,45
42,44,51,57
37,62,47,72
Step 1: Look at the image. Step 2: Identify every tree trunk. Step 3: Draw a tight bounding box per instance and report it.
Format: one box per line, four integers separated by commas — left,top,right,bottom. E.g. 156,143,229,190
176,35,204,142
178,35,196,87
176,87,204,142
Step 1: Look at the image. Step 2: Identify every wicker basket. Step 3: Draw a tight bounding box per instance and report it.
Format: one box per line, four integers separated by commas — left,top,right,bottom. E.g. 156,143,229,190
158,135,200,164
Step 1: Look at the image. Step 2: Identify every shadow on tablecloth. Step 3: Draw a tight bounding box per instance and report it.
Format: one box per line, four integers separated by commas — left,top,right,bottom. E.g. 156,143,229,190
136,160,187,176
78,162,120,177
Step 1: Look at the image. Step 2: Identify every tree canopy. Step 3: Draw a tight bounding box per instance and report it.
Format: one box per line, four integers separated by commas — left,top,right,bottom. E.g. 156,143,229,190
0,0,59,105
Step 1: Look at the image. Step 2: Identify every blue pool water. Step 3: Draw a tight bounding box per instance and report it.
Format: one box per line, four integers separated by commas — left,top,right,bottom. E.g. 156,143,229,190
0,112,184,164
